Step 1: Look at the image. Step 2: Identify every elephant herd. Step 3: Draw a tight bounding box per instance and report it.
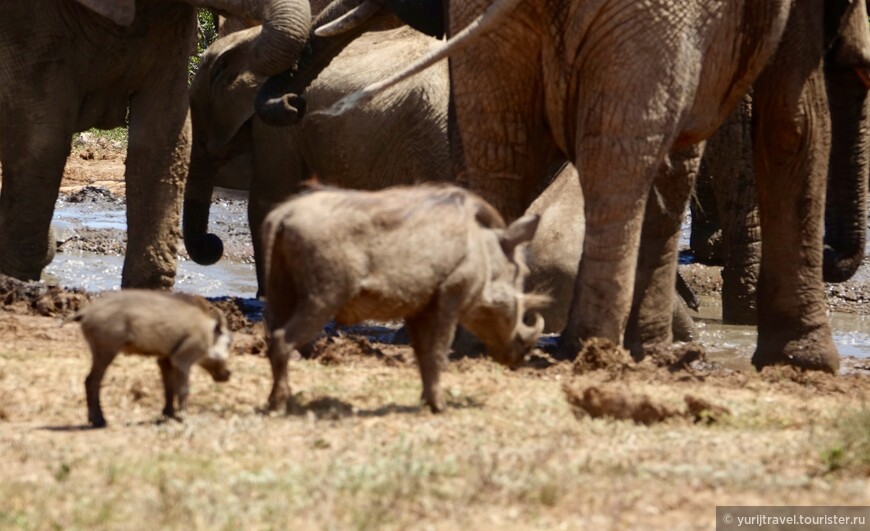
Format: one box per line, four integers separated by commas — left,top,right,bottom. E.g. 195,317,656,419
2,0,870,375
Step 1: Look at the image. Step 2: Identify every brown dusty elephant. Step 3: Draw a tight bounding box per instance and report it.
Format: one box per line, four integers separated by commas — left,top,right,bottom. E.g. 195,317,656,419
281,0,870,372
691,72,869,325
0,0,312,288
183,24,450,292
185,24,699,340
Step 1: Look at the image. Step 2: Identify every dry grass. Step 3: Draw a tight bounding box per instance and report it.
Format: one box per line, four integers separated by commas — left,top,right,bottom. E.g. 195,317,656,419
1,312,869,530
822,408,870,475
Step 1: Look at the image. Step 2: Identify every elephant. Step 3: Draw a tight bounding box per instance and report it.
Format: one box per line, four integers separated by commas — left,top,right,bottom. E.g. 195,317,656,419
0,0,312,289
271,0,870,372
185,23,700,341
691,70,870,325
183,23,450,292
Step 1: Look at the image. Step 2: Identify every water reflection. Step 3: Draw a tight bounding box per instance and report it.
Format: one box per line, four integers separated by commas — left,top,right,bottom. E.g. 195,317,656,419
694,295,870,361
46,198,870,360
48,196,257,298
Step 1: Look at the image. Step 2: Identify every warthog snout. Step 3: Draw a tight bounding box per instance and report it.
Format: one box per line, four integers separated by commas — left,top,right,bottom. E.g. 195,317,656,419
199,357,232,382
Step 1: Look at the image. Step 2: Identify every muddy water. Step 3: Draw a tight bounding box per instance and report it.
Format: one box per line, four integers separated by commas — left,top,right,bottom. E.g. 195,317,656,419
46,195,870,361
48,193,258,298
695,295,870,366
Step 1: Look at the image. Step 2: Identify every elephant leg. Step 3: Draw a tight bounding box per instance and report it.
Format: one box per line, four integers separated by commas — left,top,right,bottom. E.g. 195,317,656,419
707,95,760,325
560,140,666,353
0,106,73,280
823,60,870,283
447,2,552,221
689,153,722,265
122,27,196,289
249,123,307,297
671,296,697,343
751,6,838,372
625,145,700,357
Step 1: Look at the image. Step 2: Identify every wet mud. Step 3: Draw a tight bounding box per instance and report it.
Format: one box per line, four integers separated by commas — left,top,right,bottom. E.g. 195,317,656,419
6,143,870,372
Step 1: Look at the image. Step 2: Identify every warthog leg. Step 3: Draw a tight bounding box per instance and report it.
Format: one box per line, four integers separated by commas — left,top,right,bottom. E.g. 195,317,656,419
267,309,331,412
158,357,178,420
406,297,459,413
85,347,118,428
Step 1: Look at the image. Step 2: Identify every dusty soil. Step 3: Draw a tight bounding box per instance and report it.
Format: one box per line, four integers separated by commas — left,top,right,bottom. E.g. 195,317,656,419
2,302,870,529
1,144,870,528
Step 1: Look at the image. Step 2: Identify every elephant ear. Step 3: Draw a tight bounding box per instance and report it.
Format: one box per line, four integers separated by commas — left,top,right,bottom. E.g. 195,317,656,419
73,0,136,26
191,27,264,154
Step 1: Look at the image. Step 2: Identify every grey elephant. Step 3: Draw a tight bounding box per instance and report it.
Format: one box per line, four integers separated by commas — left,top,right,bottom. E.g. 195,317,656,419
280,0,870,372
183,23,450,291
692,66,869,325
0,0,312,288
185,24,700,341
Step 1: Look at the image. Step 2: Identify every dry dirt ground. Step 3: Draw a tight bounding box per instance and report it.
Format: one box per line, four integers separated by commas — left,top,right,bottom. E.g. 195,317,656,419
1,144,869,529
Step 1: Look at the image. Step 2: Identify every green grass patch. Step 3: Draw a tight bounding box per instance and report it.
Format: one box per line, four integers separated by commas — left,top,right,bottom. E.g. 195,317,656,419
72,128,128,150
822,408,870,474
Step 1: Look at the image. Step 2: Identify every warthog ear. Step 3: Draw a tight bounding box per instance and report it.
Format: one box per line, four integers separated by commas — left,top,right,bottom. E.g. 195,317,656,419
499,214,540,257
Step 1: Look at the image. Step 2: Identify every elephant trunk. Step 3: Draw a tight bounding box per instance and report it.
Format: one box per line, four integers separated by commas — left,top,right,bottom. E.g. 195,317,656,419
188,0,311,76
823,62,870,283
183,141,224,265
256,0,395,125
261,0,524,123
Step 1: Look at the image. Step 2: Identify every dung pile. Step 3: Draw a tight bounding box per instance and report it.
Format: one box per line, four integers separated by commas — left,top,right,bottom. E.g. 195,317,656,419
62,185,122,204
571,338,708,376
564,338,730,425
307,335,409,367
563,384,732,425
0,275,89,317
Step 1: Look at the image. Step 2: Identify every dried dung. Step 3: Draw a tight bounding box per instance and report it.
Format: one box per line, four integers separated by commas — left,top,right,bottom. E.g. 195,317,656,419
0,275,89,318
572,338,633,374
643,343,707,371
684,394,731,424
308,335,408,367
209,298,252,333
563,384,680,425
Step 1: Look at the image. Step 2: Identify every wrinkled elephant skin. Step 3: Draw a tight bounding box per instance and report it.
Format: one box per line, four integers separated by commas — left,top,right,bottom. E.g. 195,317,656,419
187,23,699,340
308,0,870,372
0,0,311,288
444,0,870,373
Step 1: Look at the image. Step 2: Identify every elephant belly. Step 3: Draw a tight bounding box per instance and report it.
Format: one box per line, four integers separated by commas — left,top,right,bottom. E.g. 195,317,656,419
76,92,129,132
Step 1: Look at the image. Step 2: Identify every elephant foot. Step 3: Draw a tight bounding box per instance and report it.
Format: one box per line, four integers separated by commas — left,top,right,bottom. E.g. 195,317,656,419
120,253,177,290
0,228,57,281
752,324,840,373
0,264,42,282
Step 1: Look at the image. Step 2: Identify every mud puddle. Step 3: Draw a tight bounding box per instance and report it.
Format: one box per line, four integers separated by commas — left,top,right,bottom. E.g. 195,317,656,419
48,188,257,297
44,254,257,298
41,192,870,362
694,295,870,365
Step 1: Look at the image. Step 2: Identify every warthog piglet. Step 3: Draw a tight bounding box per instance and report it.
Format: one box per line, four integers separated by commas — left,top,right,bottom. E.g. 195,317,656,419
262,184,547,413
76,290,231,428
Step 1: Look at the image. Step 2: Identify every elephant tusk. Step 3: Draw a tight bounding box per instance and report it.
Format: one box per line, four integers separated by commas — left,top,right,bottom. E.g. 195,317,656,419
311,0,526,118
314,0,383,37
